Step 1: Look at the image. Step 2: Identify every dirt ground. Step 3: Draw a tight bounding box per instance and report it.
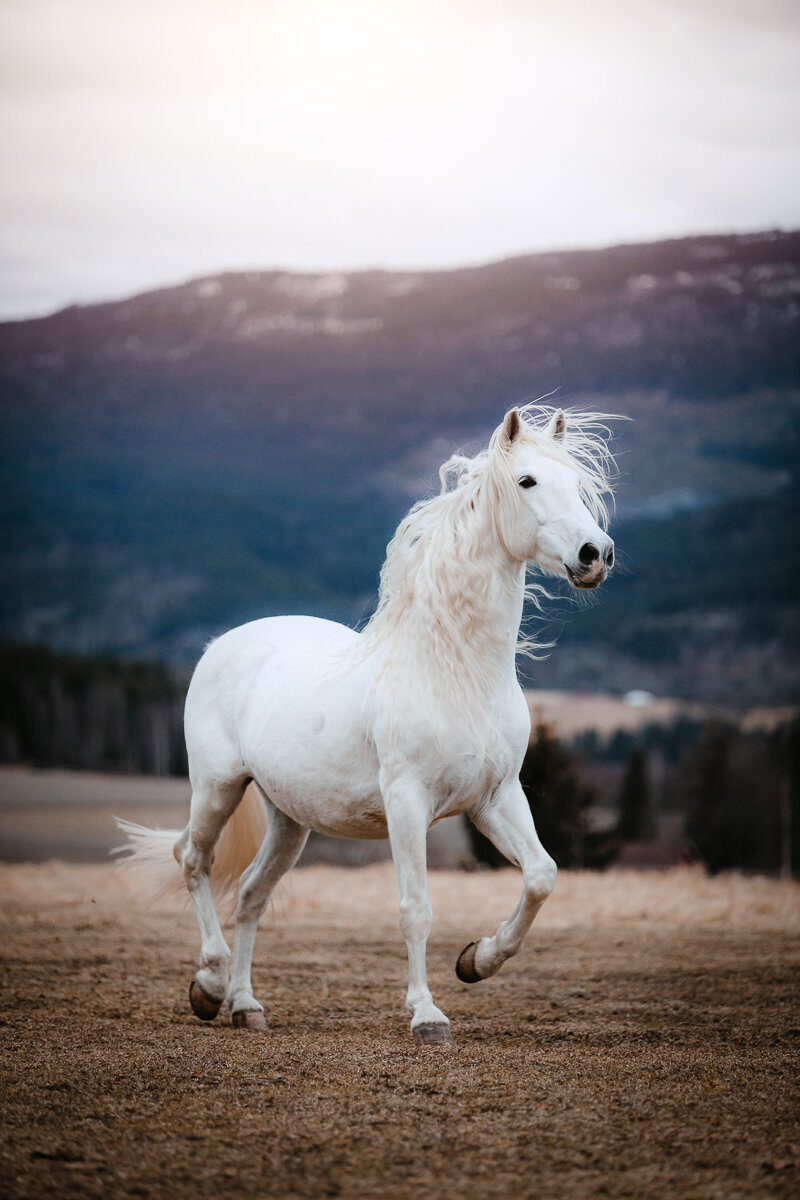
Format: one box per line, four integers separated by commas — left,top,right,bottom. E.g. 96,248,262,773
1,863,798,1200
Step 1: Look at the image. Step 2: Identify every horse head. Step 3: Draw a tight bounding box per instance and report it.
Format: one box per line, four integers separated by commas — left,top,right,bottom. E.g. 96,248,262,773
495,405,615,589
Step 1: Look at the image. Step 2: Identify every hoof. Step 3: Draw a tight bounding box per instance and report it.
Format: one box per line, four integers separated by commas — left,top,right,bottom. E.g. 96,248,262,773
231,1009,268,1031
412,1022,455,1047
189,979,222,1021
455,941,483,984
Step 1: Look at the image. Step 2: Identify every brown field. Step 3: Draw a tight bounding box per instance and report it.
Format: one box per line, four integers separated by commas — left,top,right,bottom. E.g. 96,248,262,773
1,862,799,1200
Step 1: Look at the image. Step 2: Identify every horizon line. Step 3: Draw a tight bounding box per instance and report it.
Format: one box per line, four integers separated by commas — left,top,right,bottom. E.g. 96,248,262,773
1,223,794,326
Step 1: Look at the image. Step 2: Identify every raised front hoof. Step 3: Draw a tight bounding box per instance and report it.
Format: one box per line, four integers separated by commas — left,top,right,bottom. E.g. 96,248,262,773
412,1022,455,1047
231,1009,268,1032
189,979,222,1021
455,941,483,984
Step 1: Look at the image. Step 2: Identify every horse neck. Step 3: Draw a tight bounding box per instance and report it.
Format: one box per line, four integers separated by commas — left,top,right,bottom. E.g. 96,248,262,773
465,553,526,688
401,546,526,710
464,545,524,639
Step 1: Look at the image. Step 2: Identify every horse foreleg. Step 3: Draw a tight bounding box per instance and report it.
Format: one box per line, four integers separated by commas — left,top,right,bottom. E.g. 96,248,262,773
226,796,308,1030
457,780,556,984
385,777,455,1046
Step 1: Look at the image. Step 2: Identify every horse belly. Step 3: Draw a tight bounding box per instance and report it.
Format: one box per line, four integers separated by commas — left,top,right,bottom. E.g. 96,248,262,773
254,735,387,840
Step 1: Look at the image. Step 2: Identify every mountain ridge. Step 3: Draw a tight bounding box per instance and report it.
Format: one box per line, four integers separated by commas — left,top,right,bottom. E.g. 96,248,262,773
1,230,798,703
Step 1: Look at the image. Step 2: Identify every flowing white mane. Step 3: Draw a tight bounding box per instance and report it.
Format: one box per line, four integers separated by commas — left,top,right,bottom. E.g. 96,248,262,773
360,404,618,707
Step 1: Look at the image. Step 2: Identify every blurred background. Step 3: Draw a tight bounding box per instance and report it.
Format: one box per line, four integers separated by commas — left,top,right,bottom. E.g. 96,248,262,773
0,0,798,875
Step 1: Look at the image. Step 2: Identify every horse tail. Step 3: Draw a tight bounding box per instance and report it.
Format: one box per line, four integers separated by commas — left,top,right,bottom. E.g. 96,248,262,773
114,783,268,901
206,783,269,898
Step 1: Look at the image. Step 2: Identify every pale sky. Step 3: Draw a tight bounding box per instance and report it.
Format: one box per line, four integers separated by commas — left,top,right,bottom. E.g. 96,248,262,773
1,0,799,319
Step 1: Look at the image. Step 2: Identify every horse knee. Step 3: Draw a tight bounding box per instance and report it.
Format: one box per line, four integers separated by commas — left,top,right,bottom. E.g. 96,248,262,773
398,895,432,942
523,855,557,904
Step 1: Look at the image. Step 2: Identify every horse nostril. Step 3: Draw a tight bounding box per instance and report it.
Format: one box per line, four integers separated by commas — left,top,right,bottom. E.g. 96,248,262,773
605,547,614,568
578,543,599,567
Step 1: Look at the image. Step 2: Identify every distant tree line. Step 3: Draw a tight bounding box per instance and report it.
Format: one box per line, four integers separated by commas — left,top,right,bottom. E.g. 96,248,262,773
468,716,800,878
605,718,800,876
0,643,188,776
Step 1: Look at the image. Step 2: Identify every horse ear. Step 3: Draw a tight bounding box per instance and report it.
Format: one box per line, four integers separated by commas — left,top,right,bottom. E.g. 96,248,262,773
501,408,521,448
548,409,566,441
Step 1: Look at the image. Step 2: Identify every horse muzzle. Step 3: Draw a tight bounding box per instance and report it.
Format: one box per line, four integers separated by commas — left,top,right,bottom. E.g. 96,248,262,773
565,563,606,589
565,540,614,589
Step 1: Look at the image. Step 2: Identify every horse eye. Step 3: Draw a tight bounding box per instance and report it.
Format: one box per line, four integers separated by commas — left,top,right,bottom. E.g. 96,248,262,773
518,475,537,489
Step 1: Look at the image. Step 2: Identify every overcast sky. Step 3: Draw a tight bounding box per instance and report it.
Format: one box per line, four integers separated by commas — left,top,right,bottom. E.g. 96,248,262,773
1,0,799,319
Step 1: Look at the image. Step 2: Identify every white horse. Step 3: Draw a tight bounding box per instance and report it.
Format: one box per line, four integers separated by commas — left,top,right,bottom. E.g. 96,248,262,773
118,404,617,1045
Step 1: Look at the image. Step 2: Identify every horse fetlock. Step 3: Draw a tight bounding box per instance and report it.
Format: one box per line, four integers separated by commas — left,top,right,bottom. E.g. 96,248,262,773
226,987,263,1014
195,956,229,999
199,943,231,970
409,995,449,1028
405,984,431,1013
466,936,505,980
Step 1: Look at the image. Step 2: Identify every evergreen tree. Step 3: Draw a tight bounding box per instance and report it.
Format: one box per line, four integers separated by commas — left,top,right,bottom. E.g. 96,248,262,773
771,719,800,878
682,720,782,874
616,747,653,841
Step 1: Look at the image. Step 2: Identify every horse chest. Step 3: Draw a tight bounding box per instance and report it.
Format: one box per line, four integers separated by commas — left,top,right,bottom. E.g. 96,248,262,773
376,689,528,821
412,729,513,822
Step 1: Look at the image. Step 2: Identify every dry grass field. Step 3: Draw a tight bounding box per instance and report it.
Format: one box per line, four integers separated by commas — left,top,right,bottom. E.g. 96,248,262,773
1,861,798,1200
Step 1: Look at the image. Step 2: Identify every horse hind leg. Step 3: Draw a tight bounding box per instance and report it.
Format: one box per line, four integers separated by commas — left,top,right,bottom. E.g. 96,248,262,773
227,794,308,1031
178,775,250,1022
